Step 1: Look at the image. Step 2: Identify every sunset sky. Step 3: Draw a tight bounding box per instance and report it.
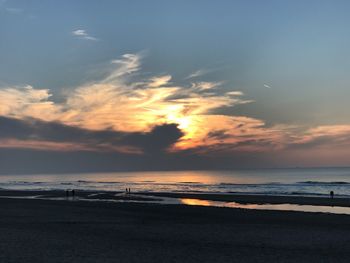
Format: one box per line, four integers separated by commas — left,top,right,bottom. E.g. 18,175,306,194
1,0,350,173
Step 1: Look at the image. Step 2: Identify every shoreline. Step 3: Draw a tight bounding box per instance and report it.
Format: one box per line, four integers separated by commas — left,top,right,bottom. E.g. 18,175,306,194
135,192,350,207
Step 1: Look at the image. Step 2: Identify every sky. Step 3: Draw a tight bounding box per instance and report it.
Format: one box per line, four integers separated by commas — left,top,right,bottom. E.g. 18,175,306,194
1,0,350,173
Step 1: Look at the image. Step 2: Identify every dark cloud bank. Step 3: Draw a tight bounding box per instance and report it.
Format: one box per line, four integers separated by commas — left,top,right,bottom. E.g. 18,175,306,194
0,116,184,153
0,116,282,174
2,116,346,174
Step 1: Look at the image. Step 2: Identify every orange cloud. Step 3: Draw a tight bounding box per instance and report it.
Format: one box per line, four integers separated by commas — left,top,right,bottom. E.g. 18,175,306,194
0,139,91,152
0,54,254,151
1,53,350,155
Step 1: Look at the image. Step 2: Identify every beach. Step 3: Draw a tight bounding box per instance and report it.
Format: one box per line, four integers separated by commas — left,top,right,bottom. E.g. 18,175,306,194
1,192,350,262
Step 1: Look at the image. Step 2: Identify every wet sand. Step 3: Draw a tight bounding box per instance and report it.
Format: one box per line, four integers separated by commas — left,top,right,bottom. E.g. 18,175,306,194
135,192,350,207
1,190,349,207
1,194,350,262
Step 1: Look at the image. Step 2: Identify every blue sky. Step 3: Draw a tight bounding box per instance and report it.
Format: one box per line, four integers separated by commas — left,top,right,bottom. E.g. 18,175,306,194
2,0,350,125
1,0,350,172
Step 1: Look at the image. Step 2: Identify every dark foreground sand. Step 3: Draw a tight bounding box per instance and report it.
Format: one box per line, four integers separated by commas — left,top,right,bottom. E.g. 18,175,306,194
1,197,350,262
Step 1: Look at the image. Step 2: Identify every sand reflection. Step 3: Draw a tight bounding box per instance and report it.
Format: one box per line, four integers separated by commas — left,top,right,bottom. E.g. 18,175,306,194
180,198,350,215
181,198,212,206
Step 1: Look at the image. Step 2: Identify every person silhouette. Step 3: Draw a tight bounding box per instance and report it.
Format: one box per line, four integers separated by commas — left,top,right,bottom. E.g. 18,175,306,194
66,190,69,198
72,189,75,199
330,191,334,199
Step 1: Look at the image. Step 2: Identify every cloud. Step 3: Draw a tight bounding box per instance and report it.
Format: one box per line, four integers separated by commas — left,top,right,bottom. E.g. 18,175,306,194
0,116,183,154
190,81,222,91
186,69,209,79
263,84,272,89
72,29,98,41
289,125,350,149
226,91,244,96
2,4,36,19
5,7,23,14
122,123,184,153
148,75,172,88
104,53,141,83
0,53,254,151
0,86,59,120
3,52,350,166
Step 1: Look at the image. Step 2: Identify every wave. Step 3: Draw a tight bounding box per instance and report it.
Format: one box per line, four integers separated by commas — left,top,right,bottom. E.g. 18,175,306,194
8,181,45,185
177,181,202,184
298,181,350,185
219,182,283,186
77,180,122,184
172,190,205,193
139,180,156,183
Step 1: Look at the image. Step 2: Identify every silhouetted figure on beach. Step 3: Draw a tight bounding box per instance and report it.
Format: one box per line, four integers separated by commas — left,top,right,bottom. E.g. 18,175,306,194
66,190,69,198
330,191,334,199
128,188,131,194
126,188,128,194
72,189,75,199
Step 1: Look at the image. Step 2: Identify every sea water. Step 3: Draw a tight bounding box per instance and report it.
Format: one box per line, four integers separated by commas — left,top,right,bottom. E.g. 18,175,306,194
1,168,350,197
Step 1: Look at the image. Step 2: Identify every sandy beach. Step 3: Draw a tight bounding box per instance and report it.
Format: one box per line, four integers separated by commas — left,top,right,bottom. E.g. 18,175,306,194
1,192,350,262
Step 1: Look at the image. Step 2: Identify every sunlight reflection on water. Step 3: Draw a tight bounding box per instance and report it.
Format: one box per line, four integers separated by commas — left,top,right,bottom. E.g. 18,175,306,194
180,198,350,215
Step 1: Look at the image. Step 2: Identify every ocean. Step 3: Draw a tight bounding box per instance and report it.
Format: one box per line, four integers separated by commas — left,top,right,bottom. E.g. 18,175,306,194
1,168,350,197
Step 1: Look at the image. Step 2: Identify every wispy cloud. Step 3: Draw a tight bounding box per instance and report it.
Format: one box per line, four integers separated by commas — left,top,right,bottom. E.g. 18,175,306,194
5,7,23,14
103,54,141,83
264,84,272,89
0,86,59,120
72,29,98,41
190,81,222,91
186,69,209,79
1,3,35,19
148,75,172,88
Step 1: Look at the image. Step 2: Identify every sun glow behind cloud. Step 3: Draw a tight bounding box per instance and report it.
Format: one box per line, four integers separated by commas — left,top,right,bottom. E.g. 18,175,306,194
1,53,350,156
0,53,260,151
